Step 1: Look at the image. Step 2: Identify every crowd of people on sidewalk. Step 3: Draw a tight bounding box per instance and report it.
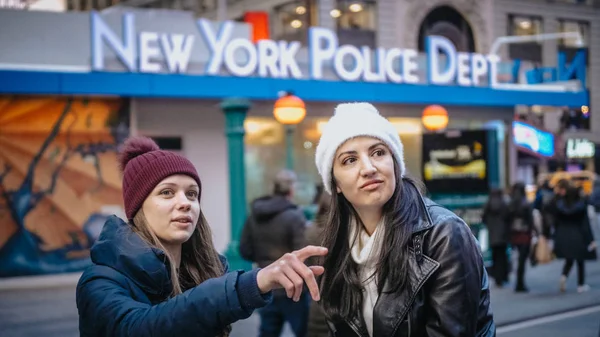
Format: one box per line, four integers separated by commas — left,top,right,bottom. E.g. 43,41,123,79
483,178,598,294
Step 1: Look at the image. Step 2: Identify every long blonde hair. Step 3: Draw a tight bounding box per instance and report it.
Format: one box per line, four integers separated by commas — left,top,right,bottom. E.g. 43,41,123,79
131,210,230,335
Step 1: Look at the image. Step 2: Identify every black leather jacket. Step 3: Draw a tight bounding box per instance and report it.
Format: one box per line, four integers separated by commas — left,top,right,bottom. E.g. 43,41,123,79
327,196,495,337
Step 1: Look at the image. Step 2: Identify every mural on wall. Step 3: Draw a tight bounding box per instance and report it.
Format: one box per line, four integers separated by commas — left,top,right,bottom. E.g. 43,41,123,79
0,96,129,277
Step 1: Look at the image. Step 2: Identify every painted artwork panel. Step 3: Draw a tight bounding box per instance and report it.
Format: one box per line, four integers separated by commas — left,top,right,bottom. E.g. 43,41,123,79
0,96,129,277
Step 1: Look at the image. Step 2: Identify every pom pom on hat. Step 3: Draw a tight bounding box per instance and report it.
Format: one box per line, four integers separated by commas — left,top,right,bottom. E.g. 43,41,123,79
315,102,406,194
118,136,202,221
118,136,160,173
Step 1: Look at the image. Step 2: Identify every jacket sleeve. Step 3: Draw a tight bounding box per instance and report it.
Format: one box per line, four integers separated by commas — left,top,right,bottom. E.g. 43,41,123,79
424,213,495,337
239,216,255,262
76,266,271,337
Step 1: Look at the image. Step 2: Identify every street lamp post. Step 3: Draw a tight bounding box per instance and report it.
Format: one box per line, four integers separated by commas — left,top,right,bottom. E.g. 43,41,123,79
273,92,306,169
221,97,252,271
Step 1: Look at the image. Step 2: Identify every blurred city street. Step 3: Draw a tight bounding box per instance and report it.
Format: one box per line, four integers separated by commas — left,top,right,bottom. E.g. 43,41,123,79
1,258,599,337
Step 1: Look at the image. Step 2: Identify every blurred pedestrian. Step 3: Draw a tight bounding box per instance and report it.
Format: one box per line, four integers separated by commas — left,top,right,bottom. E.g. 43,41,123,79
534,179,555,237
239,169,311,337
303,184,324,221
305,192,331,337
76,136,327,337
314,103,494,337
554,184,596,293
589,178,600,231
507,182,534,293
482,188,510,287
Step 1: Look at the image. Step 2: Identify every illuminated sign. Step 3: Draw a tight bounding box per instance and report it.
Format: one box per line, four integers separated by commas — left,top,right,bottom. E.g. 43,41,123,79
422,130,489,193
511,51,587,87
566,138,595,159
512,121,555,157
90,12,501,86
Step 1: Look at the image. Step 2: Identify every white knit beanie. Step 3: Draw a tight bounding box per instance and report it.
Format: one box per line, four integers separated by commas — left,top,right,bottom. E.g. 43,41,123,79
315,102,406,194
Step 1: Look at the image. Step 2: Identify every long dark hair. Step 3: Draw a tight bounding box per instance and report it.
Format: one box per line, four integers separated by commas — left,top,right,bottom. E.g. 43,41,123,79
319,159,424,323
509,182,527,210
564,186,582,206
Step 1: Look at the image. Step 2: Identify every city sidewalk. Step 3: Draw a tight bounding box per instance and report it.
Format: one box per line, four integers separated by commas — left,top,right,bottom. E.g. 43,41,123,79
1,257,598,337
229,259,600,337
491,258,600,326
0,272,82,291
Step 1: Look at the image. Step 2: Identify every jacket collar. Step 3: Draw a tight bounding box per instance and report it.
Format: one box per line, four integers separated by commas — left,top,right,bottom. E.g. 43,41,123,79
343,191,440,337
90,215,172,296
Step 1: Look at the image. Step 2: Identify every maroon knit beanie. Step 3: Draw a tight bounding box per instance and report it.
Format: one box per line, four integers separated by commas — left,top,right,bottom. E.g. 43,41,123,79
118,136,202,221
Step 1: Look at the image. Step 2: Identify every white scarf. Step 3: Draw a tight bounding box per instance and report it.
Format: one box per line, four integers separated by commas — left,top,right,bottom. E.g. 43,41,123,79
349,217,385,337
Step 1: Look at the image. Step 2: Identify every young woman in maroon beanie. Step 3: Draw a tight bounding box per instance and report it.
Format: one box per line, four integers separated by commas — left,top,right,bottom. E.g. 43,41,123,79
76,136,327,337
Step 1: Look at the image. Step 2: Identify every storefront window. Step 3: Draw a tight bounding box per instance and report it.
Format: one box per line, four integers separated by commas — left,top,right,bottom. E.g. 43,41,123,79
244,116,501,207
244,116,426,207
558,19,589,47
509,15,543,37
244,117,322,207
332,0,377,31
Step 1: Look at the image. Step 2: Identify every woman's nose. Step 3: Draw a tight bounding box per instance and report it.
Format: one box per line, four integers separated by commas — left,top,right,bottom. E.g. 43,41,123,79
359,157,377,176
176,192,191,210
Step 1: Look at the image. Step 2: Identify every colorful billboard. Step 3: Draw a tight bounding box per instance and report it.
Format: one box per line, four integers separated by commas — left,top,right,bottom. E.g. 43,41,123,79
512,121,555,158
0,96,128,277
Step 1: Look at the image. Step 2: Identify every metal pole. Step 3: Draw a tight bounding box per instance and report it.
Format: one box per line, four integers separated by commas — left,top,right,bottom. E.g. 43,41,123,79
221,97,252,271
285,125,295,169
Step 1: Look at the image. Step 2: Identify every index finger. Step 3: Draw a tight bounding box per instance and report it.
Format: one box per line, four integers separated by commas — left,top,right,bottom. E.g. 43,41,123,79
294,245,328,262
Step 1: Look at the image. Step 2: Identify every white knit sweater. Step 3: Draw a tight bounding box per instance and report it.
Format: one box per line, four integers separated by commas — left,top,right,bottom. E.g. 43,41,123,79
349,217,385,337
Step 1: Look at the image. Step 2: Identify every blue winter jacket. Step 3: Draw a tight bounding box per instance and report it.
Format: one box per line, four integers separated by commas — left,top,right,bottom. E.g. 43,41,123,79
76,215,272,337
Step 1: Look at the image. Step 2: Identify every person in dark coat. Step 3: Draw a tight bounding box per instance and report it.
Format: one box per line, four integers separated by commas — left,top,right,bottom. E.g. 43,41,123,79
76,136,328,337
239,169,310,337
482,188,510,287
305,192,331,337
534,179,555,237
554,185,597,293
507,182,534,293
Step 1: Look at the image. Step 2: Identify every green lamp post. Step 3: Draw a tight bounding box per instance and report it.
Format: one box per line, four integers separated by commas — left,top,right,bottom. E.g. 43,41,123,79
273,92,306,169
221,97,252,271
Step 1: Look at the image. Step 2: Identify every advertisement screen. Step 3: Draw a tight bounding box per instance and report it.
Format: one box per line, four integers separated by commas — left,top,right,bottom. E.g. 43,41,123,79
422,130,489,193
513,121,555,157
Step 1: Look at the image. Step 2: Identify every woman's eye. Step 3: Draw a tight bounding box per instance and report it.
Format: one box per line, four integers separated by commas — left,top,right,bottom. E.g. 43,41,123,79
342,157,356,165
187,191,199,198
373,149,385,156
160,190,173,196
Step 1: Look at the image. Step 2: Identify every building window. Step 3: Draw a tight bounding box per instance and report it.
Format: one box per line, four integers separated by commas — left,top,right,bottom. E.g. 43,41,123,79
509,15,543,37
272,0,317,43
332,0,377,31
558,19,589,47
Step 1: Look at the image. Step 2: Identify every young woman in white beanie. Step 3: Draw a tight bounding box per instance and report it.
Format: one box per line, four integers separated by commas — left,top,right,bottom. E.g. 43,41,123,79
314,103,495,337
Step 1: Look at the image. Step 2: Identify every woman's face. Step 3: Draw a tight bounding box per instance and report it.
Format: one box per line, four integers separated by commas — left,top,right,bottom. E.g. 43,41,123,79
141,174,200,246
332,136,396,212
